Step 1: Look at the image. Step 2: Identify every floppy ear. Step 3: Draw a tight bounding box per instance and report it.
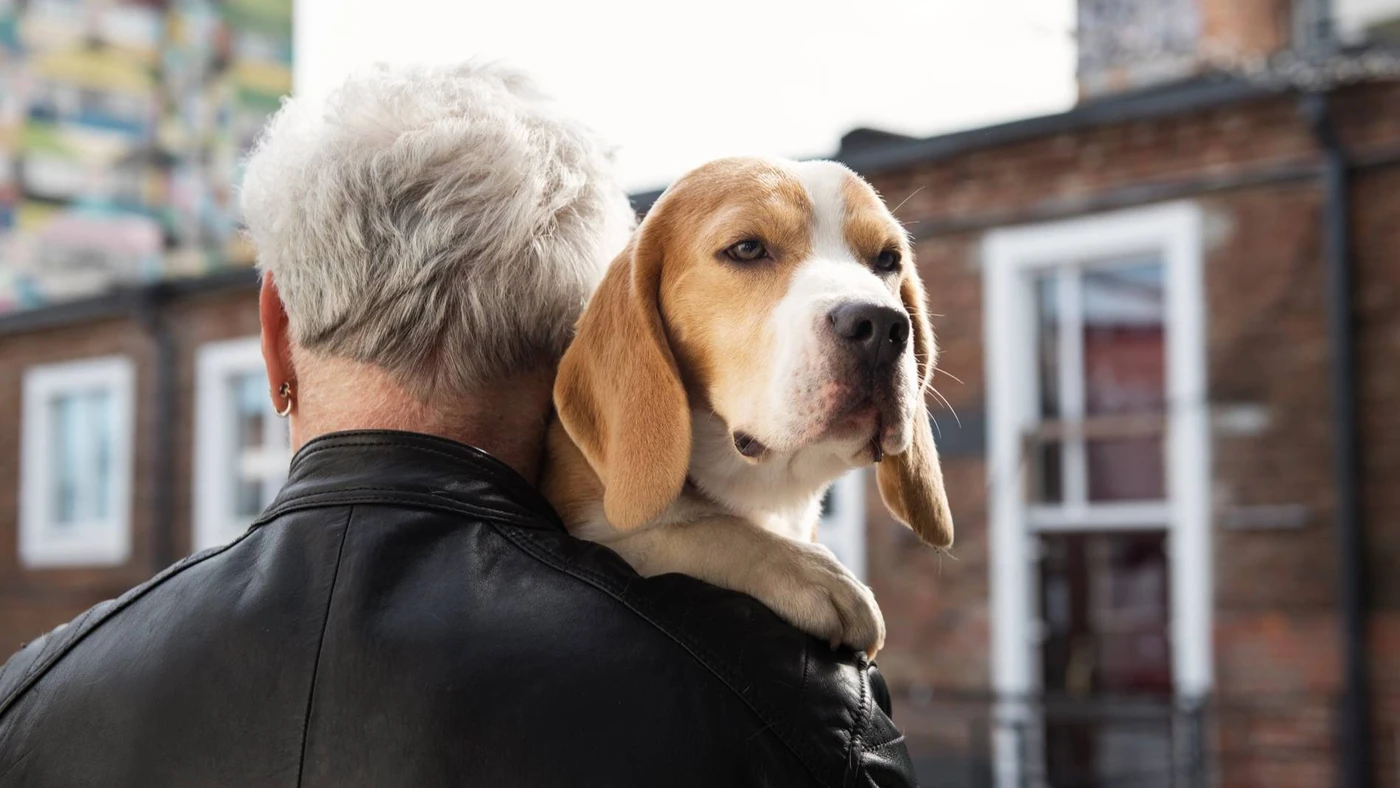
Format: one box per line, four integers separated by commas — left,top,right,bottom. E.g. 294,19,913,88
553,222,691,530
877,268,955,548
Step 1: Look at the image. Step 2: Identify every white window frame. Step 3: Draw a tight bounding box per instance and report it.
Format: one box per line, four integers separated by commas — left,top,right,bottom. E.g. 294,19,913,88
20,355,135,567
983,202,1212,785
193,337,289,552
817,469,868,582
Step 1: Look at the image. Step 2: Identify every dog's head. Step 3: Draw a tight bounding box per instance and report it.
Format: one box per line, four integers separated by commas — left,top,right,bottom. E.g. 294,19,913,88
555,157,952,547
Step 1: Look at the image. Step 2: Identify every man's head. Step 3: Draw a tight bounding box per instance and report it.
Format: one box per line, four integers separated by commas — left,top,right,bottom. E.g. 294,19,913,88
241,63,634,466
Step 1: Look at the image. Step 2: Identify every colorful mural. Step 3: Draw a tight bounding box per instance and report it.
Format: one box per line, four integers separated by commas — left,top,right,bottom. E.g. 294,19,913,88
0,0,292,313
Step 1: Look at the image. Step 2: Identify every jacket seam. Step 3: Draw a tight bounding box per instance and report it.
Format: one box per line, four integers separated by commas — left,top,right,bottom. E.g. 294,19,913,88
253,492,554,532
490,522,847,788
844,657,873,788
283,440,548,516
294,505,354,788
864,734,907,754
799,643,811,700
0,537,253,719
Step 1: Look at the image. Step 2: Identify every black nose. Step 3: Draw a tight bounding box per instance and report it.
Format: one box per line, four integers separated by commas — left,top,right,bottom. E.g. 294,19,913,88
828,302,910,366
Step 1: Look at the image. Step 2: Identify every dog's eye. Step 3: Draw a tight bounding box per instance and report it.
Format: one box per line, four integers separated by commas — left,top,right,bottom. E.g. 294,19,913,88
874,249,901,273
724,239,769,263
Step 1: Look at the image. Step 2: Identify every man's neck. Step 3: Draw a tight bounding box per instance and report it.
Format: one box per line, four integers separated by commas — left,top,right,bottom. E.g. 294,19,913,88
289,356,554,484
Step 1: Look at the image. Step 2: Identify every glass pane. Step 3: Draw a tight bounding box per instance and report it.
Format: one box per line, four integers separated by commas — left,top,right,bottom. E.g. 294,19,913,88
1040,530,1172,695
50,396,80,527
230,372,271,518
1088,437,1165,501
1040,530,1174,787
1029,437,1064,504
49,388,114,528
1035,273,1061,419
92,390,112,521
1033,273,1064,503
1081,262,1166,502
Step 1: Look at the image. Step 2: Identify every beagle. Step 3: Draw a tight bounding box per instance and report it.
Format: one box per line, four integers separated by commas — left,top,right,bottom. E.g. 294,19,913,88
540,157,952,656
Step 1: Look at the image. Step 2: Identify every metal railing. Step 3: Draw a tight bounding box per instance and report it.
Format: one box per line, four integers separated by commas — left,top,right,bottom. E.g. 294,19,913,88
892,691,1341,788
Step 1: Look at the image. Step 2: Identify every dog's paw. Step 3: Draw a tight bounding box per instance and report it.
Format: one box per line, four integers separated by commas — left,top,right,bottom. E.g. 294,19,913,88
752,541,886,658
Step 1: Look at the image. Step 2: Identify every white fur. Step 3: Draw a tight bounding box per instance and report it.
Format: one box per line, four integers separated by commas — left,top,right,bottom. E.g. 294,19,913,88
240,62,636,398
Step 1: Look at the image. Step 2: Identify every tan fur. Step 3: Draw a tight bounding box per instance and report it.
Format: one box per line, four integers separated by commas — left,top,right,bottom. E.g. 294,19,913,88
875,272,955,547
657,160,814,414
550,234,691,530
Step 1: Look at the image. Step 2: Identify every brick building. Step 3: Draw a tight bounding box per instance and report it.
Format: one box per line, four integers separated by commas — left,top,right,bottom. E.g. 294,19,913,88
809,1,1400,786
3,0,1400,787
0,0,291,645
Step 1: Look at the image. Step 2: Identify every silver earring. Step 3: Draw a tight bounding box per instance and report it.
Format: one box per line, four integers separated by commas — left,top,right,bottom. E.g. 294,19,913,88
276,381,294,418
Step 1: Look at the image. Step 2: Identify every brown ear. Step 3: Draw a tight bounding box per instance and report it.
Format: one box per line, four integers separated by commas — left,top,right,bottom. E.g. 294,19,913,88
877,269,955,548
553,223,691,530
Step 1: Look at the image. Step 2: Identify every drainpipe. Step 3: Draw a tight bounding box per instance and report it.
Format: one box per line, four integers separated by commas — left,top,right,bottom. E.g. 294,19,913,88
137,289,179,572
1294,3,1370,784
1301,86,1370,788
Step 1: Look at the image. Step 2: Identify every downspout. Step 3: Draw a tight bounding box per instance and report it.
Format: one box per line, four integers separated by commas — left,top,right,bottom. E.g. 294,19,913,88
1292,0,1372,781
137,289,179,572
1301,84,1371,788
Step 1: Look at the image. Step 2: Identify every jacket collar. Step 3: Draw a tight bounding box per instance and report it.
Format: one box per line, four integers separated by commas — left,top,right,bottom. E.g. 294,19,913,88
254,430,565,531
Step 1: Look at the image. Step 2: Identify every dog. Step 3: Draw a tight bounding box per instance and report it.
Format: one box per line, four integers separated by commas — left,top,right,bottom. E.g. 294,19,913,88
540,156,953,656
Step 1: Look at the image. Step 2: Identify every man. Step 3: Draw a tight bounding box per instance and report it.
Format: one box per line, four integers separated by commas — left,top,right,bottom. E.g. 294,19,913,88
0,63,918,786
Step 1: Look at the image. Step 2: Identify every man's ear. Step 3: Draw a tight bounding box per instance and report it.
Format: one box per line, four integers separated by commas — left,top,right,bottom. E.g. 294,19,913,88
553,220,691,530
259,272,296,412
876,267,954,548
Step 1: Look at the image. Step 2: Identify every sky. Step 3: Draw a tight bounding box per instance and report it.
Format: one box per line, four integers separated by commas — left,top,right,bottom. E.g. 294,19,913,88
295,0,1078,191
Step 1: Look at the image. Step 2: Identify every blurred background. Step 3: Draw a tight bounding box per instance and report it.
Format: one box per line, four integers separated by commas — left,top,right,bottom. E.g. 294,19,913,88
1,0,1399,786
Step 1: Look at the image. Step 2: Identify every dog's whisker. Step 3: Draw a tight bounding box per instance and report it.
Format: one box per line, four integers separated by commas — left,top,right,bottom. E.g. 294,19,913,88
932,366,965,386
930,416,942,439
930,387,962,428
890,187,924,216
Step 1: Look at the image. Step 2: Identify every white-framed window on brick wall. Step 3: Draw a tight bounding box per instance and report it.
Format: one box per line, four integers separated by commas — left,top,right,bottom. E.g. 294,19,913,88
816,469,867,583
983,202,1211,788
193,337,290,552
20,355,135,568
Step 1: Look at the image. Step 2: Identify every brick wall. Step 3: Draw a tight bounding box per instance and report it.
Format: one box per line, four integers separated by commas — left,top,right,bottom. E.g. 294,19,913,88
0,315,157,650
0,287,261,651
859,81,1400,785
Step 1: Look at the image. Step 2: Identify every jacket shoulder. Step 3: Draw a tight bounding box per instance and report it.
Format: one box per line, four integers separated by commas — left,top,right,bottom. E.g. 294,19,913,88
488,520,917,787
0,545,234,717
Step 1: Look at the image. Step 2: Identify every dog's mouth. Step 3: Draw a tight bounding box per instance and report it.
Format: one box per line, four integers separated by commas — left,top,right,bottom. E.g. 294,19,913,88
829,388,911,463
869,414,885,463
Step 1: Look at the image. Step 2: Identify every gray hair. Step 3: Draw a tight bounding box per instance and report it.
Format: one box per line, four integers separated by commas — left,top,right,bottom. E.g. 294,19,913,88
239,62,635,398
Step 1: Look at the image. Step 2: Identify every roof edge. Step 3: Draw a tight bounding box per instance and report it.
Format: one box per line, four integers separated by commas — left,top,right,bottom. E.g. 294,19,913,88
837,75,1283,176
0,267,259,336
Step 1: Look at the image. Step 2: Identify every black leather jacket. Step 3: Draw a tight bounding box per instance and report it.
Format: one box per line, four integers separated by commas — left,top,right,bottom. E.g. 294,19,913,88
0,430,918,787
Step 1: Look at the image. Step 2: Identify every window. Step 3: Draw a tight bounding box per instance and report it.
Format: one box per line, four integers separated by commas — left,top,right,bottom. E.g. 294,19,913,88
193,338,290,552
817,469,867,582
984,203,1210,787
1026,259,1169,521
1334,0,1400,44
20,356,135,567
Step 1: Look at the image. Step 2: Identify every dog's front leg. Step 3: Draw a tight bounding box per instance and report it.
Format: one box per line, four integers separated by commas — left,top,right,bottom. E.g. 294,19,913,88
600,517,885,656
